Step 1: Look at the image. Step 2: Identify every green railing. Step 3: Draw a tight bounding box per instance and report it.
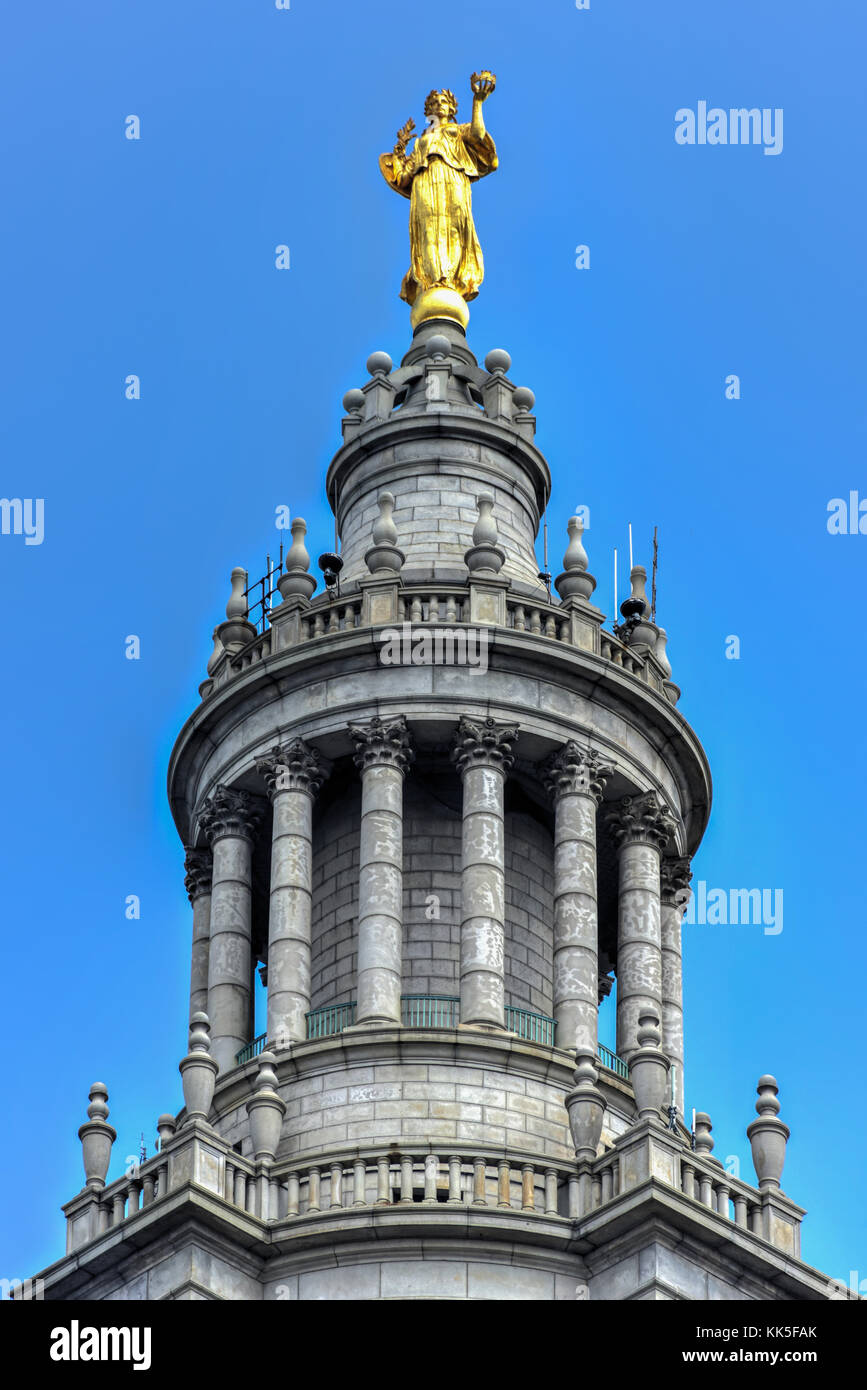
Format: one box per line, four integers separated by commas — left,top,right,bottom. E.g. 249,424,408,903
235,1033,267,1066
504,1005,556,1047
306,1001,357,1039
597,1042,629,1079
401,994,459,1028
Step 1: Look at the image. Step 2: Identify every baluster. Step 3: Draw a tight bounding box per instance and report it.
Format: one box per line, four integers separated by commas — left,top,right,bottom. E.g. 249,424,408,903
330,1164,343,1208
97,1203,110,1235
521,1164,535,1211
578,1170,592,1216
307,1167,321,1213
545,614,557,638
530,608,542,635
313,612,325,637
445,595,457,623
328,605,340,633
733,1194,748,1229
612,647,623,666
127,1179,141,1217
716,1182,731,1219
424,1155,438,1203
427,595,439,622
410,595,423,623
142,1172,155,1207
447,1155,462,1204
568,1173,580,1219
233,1168,246,1209
269,1177,280,1220
112,1190,126,1225
600,1164,613,1205
513,604,525,631
400,1155,414,1204
545,1168,559,1215
749,1202,762,1236
246,1176,258,1215
398,598,406,620
591,1174,602,1209
472,1156,487,1206
559,618,570,642
497,1159,511,1209
342,604,353,631
376,1156,391,1205
699,1171,714,1208
157,1162,168,1201
353,1159,367,1206
287,1172,300,1216
681,1159,695,1199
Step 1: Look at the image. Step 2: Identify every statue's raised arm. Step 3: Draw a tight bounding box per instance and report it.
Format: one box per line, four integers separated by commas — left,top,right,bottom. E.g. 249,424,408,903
379,71,498,330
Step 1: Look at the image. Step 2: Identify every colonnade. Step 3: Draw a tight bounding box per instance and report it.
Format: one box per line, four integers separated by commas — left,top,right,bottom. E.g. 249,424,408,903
183,717,692,1095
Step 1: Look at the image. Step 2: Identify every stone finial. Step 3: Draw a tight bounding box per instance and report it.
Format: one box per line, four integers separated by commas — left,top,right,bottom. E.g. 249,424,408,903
555,517,596,602
183,847,213,904
246,1051,287,1162
156,1114,177,1150
366,351,393,377
464,494,505,575
542,740,613,805
619,564,658,651
746,1075,790,1190
349,714,414,774
655,628,681,705
606,791,679,854
256,738,330,799
693,1111,714,1156
198,784,264,846
512,386,535,413
629,1011,670,1122
78,1083,117,1190
426,334,451,360
484,348,511,374
206,627,224,676
277,517,317,601
216,566,256,654
565,1047,605,1162
342,388,365,415
179,1012,219,1124
364,491,405,576
452,715,519,776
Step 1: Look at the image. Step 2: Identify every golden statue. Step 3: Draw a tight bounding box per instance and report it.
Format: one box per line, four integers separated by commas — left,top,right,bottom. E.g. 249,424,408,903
380,71,497,330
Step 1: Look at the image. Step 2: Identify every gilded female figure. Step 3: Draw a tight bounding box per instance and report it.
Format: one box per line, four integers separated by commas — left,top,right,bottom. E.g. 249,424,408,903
379,71,497,327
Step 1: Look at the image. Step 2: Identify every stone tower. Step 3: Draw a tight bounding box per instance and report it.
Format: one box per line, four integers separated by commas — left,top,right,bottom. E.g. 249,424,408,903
30,322,842,1304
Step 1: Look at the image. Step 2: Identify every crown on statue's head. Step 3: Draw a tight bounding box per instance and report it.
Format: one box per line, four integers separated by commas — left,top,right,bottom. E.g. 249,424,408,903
424,88,458,119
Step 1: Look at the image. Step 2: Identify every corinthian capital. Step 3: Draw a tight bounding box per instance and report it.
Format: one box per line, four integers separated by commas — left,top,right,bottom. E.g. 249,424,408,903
349,715,414,774
542,741,613,804
183,847,213,903
198,785,264,845
605,791,678,854
660,855,693,908
256,739,331,800
451,715,519,776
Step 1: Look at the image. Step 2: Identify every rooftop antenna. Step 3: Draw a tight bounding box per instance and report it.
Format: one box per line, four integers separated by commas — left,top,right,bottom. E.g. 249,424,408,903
537,512,551,598
651,525,659,622
139,1132,147,1166
628,522,633,571
613,547,618,629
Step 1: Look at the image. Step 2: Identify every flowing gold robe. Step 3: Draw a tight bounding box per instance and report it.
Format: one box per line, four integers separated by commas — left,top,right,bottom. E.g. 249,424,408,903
379,121,497,305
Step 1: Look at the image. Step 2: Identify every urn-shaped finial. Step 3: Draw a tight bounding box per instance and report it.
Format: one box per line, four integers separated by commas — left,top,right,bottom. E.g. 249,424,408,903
628,1011,670,1122
654,627,672,678
178,1012,219,1125
693,1111,715,1156
555,517,597,602
465,494,505,575
746,1075,790,1190
277,517,317,601
246,1051,287,1162
156,1114,177,1151
621,565,658,650
364,491,405,576
78,1083,117,1190
564,1047,606,1162
216,567,257,652
206,627,224,676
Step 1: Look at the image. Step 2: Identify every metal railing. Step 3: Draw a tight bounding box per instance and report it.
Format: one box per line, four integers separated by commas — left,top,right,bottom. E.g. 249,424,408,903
306,1001,357,1039
401,994,459,1028
236,1034,267,1066
504,1005,556,1047
597,1043,629,1080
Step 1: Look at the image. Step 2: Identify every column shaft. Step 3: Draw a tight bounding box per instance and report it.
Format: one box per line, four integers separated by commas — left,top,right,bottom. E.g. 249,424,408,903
184,848,213,1023
661,857,691,1115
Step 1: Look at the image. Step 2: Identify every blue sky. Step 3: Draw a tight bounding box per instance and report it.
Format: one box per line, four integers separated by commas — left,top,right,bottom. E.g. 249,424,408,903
1,1,864,1288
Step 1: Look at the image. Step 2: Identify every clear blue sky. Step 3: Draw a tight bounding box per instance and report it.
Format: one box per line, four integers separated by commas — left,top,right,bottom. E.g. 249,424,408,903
2,1,864,1289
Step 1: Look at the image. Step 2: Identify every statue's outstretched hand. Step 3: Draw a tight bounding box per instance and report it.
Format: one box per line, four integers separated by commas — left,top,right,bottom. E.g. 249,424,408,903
470,70,496,101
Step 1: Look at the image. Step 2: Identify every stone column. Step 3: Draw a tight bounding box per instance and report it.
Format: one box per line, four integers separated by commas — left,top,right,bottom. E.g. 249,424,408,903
349,716,414,1025
660,855,692,1116
451,716,518,1029
183,848,213,1023
199,786,264,1073
542,742,613,1054
257,740,330,1049
606,793,677,1062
